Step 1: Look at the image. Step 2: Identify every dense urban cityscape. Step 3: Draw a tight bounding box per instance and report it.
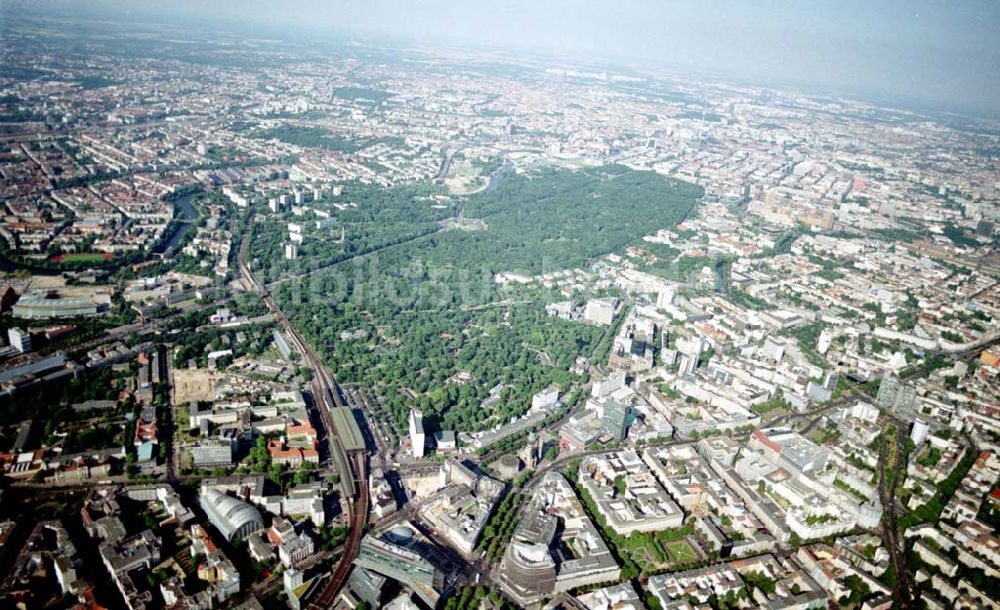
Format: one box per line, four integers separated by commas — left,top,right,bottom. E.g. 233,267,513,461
0,5,998,610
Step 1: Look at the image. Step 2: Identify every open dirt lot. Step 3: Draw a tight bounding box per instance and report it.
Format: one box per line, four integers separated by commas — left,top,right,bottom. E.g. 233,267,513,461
172,368,222,404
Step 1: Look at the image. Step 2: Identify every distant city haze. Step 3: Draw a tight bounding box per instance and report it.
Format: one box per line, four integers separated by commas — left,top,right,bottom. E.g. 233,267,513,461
6,0,1000,116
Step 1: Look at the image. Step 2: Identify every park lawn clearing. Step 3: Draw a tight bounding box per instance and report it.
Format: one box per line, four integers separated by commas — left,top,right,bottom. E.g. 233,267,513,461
663,539,699,564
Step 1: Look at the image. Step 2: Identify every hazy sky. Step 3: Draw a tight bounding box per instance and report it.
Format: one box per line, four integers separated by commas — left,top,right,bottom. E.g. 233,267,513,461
13,0,1000,116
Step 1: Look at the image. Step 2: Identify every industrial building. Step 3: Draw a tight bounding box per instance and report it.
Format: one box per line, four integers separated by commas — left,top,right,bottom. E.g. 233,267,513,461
12,294,100,319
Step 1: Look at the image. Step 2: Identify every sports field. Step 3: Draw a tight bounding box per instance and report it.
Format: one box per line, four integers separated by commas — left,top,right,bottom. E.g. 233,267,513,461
51,252,113,263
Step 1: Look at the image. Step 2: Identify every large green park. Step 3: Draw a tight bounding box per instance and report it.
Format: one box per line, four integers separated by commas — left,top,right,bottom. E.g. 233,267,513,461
260,165,703,433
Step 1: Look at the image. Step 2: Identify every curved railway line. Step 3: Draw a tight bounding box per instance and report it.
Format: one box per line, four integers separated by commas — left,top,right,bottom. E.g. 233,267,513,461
239,227,369,608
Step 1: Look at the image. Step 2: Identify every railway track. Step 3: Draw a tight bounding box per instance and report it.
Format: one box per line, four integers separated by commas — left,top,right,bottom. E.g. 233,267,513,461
239,227,369,608
343,385,395,458
877,425,914,608
308,452,368,610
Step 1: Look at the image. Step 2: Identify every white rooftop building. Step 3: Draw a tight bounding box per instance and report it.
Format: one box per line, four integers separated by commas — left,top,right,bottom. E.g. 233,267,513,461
409,409,426,459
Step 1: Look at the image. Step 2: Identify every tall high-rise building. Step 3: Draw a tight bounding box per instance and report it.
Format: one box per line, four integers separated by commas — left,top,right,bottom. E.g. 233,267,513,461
823,370,839,391
910,418,930,445
409,409,425,458
7,327,31,354
976,219,994,238
877,375,917,415
600,398,631,442
656,287,676,310
283,567,303,594
677,354,697,376
676,336,705,375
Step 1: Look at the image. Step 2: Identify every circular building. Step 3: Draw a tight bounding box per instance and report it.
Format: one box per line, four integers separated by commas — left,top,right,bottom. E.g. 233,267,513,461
386,526,415,546
496,455,522,480
199,488,265,541
499,541,556,605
